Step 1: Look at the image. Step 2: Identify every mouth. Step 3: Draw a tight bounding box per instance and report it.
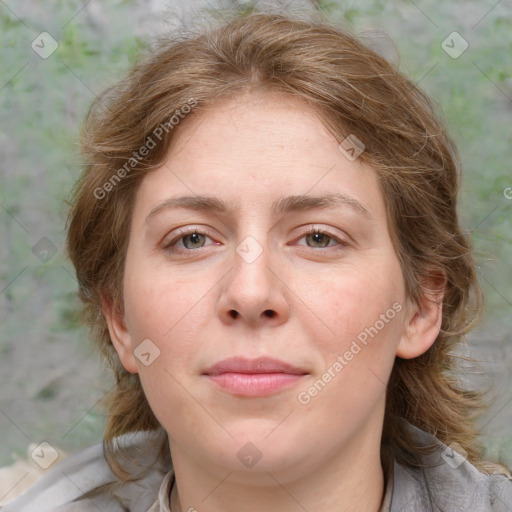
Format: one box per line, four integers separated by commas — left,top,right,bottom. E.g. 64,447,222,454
202,356,309,397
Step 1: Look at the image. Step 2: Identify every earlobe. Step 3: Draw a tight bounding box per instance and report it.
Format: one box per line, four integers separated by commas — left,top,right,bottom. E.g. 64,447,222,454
396,273,446,360
101,292,139,374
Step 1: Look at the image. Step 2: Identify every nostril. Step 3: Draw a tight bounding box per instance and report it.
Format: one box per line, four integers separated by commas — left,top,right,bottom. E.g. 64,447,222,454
264,310,275,317
230,310,239,319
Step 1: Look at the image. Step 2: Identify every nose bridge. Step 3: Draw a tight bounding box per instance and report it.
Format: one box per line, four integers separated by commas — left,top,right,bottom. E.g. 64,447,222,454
216,225,289,326
232,232,274,298
232,212,272,276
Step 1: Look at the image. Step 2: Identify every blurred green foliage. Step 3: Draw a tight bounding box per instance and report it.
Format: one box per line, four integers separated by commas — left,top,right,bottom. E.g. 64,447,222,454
1,0,511,469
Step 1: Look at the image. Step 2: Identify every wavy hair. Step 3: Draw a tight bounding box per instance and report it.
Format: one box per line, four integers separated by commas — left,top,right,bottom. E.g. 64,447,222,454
65,8,509,480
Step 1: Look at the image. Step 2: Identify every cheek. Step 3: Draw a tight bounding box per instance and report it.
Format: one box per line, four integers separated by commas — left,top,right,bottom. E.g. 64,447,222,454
122,268,217,398
122,272,207,430
299,258,405,351
294,257,405,412
295,273,403,426
123,268,205,340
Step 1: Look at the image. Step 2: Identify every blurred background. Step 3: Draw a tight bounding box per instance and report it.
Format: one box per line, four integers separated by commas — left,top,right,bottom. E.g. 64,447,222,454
1,0,511,485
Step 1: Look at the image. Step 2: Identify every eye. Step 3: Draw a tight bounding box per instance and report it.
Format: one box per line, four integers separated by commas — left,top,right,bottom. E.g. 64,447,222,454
163,228,217,253
163,226,349,255
296,227,349,250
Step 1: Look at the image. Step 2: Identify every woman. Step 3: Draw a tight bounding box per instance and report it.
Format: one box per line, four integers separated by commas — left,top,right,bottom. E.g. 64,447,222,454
3,9,511,512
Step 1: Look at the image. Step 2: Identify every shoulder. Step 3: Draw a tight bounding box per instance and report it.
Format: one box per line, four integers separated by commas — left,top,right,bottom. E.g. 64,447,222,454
0,429,171,512
390,422,512,512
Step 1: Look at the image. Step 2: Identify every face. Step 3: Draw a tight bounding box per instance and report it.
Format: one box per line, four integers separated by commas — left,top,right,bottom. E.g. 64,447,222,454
105,91,439,484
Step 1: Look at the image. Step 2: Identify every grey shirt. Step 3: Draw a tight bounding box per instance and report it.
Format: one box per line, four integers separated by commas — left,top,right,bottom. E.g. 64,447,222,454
2,422,511,512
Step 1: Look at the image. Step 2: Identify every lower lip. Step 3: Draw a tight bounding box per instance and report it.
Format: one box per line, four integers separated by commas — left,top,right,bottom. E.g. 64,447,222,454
206,372,305,396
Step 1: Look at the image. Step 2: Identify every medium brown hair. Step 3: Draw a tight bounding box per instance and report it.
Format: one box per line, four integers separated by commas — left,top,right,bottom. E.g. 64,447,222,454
66,8,507,480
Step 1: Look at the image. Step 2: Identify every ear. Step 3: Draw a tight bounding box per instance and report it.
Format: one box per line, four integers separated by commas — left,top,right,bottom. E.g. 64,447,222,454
396,271,446,359
101,292,139,374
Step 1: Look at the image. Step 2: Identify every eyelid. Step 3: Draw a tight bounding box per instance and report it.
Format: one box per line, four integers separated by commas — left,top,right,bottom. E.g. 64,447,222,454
163,226,216,249
293,225,350,248
163,224,350,254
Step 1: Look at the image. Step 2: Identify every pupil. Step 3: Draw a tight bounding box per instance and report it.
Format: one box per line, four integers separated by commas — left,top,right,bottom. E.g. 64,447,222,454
185,233,203,248
309,232,327,247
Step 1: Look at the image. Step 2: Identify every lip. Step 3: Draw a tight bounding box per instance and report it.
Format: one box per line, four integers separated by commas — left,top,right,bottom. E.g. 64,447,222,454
202,356,308,397
203,356,307,376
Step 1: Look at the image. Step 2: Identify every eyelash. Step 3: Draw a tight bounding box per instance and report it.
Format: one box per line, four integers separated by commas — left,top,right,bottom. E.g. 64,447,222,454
163,226,349,254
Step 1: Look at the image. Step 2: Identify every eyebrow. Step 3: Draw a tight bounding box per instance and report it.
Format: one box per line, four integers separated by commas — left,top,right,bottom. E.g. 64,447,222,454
144,192,372,225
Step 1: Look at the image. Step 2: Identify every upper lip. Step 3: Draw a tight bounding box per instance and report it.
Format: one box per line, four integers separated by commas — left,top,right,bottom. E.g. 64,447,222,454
203,356,308,376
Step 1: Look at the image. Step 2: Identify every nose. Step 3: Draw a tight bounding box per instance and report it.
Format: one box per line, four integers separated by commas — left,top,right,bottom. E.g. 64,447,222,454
215,236,290,328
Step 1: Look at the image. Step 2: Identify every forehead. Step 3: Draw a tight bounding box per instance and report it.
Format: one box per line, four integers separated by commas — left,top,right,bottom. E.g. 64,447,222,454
169,91,331,158
132,91,387,225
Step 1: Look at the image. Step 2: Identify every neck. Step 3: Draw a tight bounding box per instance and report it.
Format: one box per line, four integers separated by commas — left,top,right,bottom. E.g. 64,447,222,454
168,423,386,512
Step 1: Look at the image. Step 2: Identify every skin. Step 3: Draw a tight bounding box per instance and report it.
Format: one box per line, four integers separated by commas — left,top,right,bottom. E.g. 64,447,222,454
103,91,444,512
